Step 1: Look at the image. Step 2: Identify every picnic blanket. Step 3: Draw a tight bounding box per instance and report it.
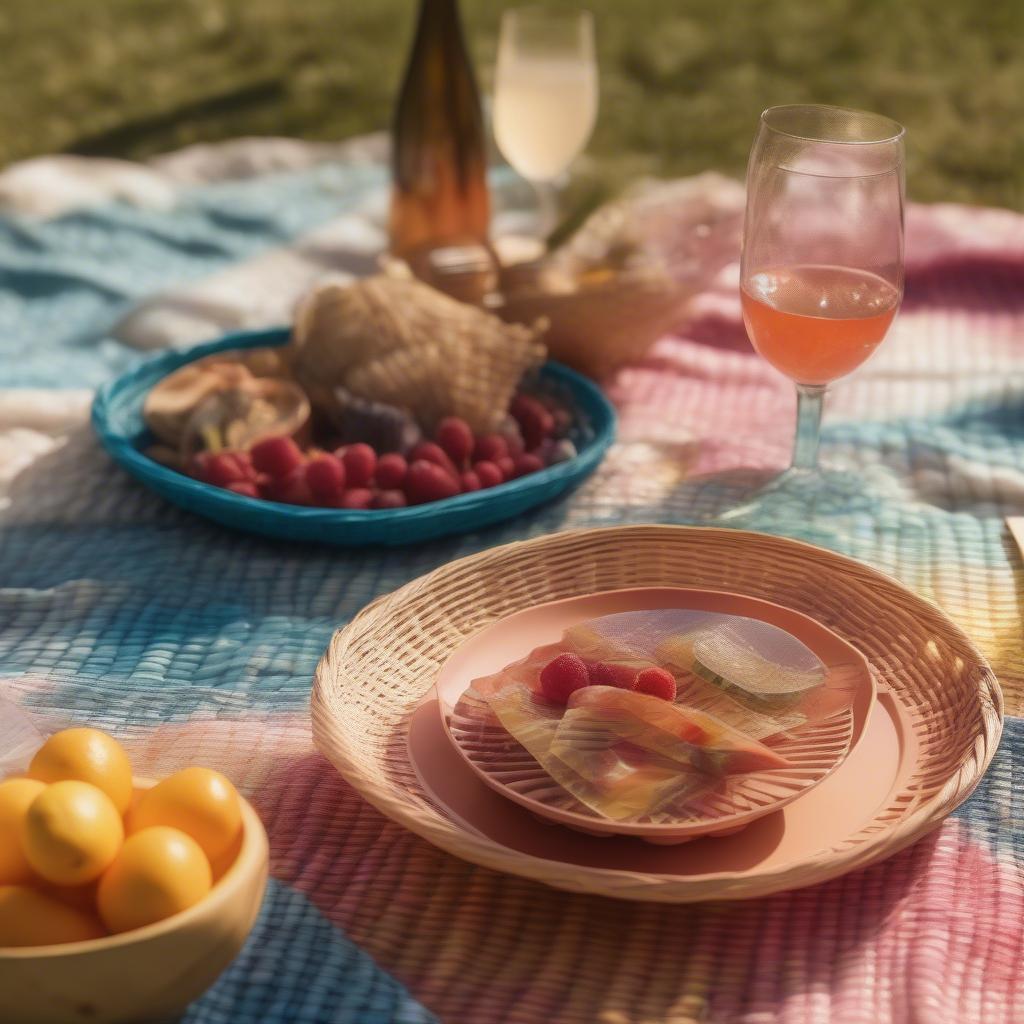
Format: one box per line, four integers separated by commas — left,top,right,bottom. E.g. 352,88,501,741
1,136,1023,1023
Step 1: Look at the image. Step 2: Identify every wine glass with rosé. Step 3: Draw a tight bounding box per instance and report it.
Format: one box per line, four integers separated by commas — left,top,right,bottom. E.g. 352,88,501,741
740,104,905,481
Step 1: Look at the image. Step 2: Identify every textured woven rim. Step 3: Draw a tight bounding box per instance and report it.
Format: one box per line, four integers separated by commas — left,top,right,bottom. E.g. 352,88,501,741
444,589,871,838
311,525,1003,901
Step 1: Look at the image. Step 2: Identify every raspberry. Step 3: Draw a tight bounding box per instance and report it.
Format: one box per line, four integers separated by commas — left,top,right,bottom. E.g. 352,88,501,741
472,433,509,464
304,454,346,502
635,667,677,701
460,470,482,492
404,460,460,505
435,417,474,467
250,436,304,479
372,489,408,509
495,455,516,481
226,480,259,498
262,466,312,505
589,662,639,690
512,453,544,478
510,393,555,451
338,488,374,509
408,441,458,479
337,443,377,488
201,452,250,487
375,452,408,489
539,653,592,705
230,452,257,480
473,461,504,489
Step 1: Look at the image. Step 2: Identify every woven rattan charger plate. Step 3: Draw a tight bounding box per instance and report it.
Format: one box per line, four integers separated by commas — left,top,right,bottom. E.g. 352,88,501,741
311,526,1003,902
440,587,875,843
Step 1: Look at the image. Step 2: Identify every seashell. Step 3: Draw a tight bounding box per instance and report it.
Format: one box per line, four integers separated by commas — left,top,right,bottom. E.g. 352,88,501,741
291,275,546,434
144,359,254,445
179,378,310,457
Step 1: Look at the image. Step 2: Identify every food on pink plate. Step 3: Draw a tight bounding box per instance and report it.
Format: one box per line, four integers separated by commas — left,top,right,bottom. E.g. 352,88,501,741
634,666,677,701
538,653,592,705
451,608,855,823
587,660,642,690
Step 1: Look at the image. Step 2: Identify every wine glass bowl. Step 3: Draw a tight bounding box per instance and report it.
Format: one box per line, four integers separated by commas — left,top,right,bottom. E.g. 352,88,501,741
493,7,598,234
740,104,905,471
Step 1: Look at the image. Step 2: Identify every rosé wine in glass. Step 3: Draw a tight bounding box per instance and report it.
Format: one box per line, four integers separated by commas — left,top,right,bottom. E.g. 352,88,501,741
741,264,900,387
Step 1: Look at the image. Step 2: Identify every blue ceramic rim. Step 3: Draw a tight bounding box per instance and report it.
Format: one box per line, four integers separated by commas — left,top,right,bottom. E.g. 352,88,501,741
91,327,617,527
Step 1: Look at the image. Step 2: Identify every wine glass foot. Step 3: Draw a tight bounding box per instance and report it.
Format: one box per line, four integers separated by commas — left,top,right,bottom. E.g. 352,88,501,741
695,465,881,528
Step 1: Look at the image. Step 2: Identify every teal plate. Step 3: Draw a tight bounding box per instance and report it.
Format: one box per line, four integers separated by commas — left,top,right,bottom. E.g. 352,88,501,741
91,328,616,546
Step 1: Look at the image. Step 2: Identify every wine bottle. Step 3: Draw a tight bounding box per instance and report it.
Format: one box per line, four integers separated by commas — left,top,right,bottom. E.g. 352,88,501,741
389,0,491,270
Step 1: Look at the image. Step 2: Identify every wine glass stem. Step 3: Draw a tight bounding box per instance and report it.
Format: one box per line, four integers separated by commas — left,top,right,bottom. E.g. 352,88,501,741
791,383,826,471
534,178,559,241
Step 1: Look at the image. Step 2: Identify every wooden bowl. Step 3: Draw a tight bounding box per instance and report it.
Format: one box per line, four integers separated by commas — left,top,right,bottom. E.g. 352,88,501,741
0,779,269,1024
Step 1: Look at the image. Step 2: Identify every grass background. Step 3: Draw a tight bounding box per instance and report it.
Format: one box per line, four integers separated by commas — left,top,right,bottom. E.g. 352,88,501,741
1,0,1022,209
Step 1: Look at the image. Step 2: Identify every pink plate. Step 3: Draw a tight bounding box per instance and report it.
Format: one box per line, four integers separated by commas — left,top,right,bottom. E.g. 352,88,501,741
437,588,875,843
411,684,915,881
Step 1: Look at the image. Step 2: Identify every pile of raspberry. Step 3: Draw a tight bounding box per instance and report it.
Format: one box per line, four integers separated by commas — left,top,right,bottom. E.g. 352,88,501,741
189,393,572,510
539,653,677,705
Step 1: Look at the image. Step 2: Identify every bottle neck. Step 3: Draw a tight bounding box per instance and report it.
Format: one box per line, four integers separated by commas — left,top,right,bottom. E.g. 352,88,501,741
413,0,465,49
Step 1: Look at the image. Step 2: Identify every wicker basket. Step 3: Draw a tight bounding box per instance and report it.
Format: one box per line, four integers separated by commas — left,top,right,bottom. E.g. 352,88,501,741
311,525,1002,902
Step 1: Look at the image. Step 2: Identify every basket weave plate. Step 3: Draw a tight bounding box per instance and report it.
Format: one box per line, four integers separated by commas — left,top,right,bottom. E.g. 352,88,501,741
441,588,874,842
311,525,1002,902
91,328,616,546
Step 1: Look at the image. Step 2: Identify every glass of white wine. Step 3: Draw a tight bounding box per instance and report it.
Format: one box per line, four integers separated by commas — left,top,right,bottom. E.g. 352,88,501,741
493,7,598,238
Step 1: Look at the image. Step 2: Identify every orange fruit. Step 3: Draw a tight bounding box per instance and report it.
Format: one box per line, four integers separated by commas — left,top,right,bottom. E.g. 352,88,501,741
29,728,133,814
37,878,100,914
22,780,123,885
98,826,211,934
0,885,105,947
0,778,46,884
131,767,242,861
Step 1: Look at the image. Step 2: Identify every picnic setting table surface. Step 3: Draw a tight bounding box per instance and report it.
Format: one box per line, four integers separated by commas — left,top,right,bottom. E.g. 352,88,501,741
1,137,1023,1023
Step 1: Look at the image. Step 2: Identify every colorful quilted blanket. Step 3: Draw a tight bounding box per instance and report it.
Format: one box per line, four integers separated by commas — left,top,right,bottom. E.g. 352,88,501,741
0,138,1021,1022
